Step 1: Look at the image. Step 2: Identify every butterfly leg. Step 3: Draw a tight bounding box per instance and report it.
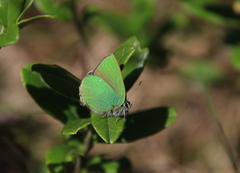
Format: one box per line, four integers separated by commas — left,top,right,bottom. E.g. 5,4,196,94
100,108,114,118
100,114,108,118
115,116,121,123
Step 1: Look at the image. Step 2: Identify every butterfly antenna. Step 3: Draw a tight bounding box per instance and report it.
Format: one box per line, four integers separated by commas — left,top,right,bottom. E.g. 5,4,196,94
128,81,142,99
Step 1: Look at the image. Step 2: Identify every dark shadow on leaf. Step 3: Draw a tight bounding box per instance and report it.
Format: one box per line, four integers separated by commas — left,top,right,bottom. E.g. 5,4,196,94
205,4,240,20
25,85,90,124
118,107,169,142
119,64,124,71
224,28,240,45
32,64,81,101
117,157,132,172
124,67,143,91
48,162,75,173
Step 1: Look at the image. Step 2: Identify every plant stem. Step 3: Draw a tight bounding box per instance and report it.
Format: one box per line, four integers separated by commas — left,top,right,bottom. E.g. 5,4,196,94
73,156,81,173
83,129,93,154
72,129,93,173
203,84,238,173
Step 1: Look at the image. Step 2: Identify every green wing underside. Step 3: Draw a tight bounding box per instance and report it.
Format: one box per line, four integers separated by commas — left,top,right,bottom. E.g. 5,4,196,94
93,54,126,102
80,75,124,112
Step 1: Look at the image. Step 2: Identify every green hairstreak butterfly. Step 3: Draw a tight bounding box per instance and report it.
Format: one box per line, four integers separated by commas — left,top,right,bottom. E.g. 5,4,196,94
79,54,132,118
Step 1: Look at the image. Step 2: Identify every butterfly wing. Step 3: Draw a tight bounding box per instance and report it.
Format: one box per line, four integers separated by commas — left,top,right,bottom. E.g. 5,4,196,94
80,75,122,113
92,54,126,105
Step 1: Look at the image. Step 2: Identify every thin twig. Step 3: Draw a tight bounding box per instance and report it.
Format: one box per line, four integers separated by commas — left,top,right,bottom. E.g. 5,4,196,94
83,129,93,154
73,156,81,173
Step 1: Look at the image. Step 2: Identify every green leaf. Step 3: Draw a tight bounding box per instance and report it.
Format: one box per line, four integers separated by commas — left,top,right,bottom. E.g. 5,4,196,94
34,0,73,22
91,113,126,144
119,37,149,91
231,45,240,71
94,11,131,37
32,64,81,101
166,107,177,127
21,63,89,124
114,45,135,66
0,24,19,47
118,107,177,142
17,0,33,22
83,156,131,173
0,0,29,25
101,158,131,173
0,0,52,46
180,60,223,84
89,0,154,40
130,0,155,32
62,118,91,135
0,0,34,47
182,0,240,26
46,144,78,173
120,36,141,48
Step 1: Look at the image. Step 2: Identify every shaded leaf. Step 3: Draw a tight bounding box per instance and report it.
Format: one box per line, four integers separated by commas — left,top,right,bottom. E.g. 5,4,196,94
32,64,81,101
119,37,149,91
34,0,73,22
231,45,240,71
130,0,155,33
21,63,89,124
101,157,131,173
83,156,132,173
182,0,240,26
89,0,154,40
62,118,91,135
118,107,176,142
46,144,78,173
180,60,223,84
94,11,131,37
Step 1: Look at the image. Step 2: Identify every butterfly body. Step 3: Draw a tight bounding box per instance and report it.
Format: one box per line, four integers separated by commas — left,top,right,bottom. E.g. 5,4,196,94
104,100,132,118
79,54,131,118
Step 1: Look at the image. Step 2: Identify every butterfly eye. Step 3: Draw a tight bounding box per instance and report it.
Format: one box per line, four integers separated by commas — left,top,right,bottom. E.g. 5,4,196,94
125,101,132,109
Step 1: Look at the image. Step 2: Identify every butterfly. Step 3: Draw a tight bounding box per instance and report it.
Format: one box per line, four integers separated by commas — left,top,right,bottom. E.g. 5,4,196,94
79,54,132,119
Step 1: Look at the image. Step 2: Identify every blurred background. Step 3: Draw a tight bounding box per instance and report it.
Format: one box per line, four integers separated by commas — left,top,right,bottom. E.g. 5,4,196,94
1,0,240,172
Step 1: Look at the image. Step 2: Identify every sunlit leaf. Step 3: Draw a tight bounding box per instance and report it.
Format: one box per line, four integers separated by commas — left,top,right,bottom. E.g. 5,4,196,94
62,119,91,135
91,113,126,144
0,0,51,47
